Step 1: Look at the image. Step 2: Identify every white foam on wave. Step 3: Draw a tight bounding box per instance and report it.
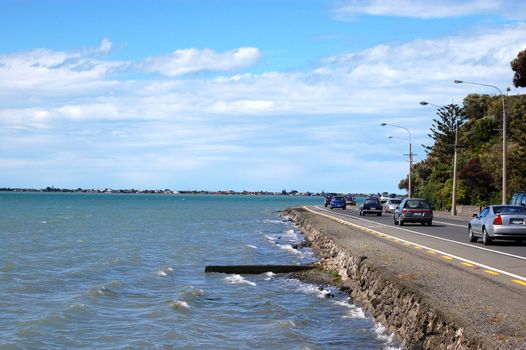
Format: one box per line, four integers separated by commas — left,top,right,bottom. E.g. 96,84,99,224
284,229,296,236
330,299,367,319
289,280,333,299
277,244,303,255
170,300,190,310
181,286,204,298
262,219,283,224
245,244,258,249
157,266,174,277
41,221,47,224
276,319,297,328
225,274,256,286
264,272,275,280
374,322,400,349
342,305,366,319
68,303,86,310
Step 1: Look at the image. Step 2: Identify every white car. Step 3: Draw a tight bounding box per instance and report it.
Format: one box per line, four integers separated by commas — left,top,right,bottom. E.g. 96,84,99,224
383,198,402,213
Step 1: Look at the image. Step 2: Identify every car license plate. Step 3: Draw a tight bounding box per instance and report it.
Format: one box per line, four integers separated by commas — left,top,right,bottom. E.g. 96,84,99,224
413,212,422,216
510,218,524,224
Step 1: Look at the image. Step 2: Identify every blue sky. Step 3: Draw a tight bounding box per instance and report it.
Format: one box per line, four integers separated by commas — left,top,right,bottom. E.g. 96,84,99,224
1,0,525,193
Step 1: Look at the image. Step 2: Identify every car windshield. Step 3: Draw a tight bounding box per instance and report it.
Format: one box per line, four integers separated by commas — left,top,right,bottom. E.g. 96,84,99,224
389,200,401,204
365,199,379,205
405,200,430,209
493,205,526,214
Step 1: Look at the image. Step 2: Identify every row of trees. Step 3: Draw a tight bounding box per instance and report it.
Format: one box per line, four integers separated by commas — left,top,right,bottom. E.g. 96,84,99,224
398,48,526,208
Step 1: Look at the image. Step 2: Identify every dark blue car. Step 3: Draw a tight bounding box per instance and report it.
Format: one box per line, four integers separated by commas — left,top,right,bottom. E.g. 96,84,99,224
329,196,347,210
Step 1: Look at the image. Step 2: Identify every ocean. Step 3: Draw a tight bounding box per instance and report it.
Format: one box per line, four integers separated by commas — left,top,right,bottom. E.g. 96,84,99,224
0,192,398,349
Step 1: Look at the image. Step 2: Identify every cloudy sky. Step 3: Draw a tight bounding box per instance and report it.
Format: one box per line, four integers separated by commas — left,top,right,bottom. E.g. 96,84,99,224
1,0,525,193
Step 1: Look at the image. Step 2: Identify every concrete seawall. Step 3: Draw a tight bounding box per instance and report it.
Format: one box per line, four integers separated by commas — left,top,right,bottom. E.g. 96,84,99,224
285,207,522,350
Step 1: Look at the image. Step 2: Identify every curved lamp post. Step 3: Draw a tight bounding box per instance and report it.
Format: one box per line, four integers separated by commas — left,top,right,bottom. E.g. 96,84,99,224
454,80,507,204
420,101,459,216
381,123,413,197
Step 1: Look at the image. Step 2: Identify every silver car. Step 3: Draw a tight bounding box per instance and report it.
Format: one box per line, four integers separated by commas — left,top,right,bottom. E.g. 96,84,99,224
383,198,401,213
468,205,526,245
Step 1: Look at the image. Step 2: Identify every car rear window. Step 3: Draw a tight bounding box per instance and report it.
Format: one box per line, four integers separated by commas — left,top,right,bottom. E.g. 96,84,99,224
333,197,345,201
365,199,379,205
390,200,401,204
494,205,526,214
405,200,431,209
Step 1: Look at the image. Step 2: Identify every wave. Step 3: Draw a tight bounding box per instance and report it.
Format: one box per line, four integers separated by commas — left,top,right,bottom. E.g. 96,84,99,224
245,244,258,249
224,274,256,286
342,305,366,319
89,281,121,297
180,286,205,300
264,272,275,280
374,322,401,349
169,300,190,310
157,266,174,277
276,244,303,256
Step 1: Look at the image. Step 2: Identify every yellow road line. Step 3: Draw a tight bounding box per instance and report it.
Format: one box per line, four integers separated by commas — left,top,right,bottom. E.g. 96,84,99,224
483,270,499,276
461,262,475,267
441,255,454,260
512,279,526,287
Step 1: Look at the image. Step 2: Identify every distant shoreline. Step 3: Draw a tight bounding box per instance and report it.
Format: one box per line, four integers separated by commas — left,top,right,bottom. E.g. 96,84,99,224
0,187,325,196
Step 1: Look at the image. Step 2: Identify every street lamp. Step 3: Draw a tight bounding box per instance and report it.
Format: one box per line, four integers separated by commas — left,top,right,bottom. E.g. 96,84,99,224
420,101,459,216
381,123,413,197
454,80,507,204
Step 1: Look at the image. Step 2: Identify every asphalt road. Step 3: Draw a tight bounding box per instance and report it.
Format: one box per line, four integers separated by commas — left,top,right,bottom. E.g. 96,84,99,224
309,205,526,289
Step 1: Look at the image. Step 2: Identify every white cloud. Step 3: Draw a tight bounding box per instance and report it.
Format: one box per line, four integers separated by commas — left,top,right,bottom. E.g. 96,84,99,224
141,47,260,77
0,22,524,190
332,0,525,19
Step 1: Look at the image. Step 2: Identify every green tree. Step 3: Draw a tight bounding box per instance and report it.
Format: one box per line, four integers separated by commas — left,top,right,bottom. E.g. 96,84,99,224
511,48,526,88
423,104,466,164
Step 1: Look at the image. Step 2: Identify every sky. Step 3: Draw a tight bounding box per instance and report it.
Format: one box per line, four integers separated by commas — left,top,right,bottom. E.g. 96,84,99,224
1,0,525,193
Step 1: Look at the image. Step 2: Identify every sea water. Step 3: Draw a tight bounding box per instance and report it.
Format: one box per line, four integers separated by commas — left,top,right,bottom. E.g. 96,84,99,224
0,192,399,349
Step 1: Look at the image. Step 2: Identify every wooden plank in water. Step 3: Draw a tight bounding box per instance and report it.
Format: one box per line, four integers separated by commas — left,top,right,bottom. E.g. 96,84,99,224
205,264,317,274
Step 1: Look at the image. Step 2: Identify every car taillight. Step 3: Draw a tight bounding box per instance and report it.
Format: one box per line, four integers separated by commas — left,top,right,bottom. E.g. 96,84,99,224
402,209,407,214
493,215,502,225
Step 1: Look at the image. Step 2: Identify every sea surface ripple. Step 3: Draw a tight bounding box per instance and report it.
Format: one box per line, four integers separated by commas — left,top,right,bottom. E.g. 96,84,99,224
0,192,399,349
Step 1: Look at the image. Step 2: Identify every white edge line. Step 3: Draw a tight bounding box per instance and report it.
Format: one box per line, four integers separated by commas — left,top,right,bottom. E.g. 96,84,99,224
304,206,526,283
433,220,466,228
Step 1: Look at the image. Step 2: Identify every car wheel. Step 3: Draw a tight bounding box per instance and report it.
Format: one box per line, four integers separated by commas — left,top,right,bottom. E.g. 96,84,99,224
482,228,492,245
427,221,432,226
515,239,523,244
421,222,426,226
468,226,477,242
393,216,398,225
399,219,404,226
343,206,346,210
377,212,382,216
359,211,362,216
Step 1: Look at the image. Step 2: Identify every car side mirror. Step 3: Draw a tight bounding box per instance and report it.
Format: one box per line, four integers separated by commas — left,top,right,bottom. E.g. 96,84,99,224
472,213,479,218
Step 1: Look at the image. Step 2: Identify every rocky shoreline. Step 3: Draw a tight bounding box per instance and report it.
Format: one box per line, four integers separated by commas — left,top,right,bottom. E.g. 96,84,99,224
284,207,526,350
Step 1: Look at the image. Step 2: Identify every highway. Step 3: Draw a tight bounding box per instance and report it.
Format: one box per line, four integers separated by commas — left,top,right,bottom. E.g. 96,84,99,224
308,205,526,289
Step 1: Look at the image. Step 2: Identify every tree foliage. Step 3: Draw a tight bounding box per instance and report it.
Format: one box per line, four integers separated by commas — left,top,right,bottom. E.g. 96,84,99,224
406,93,525,208
511,48,526,88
